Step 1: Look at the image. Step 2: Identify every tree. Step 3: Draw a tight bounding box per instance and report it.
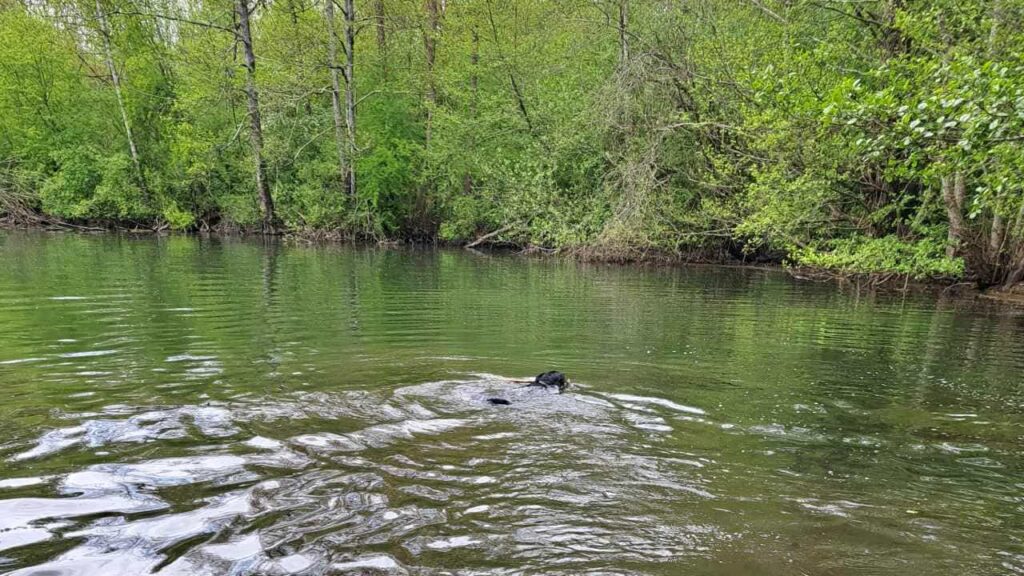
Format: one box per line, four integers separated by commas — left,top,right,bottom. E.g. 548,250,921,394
236,0,276,231
4,0,1024,289
325,0,349,193
94,0,147,201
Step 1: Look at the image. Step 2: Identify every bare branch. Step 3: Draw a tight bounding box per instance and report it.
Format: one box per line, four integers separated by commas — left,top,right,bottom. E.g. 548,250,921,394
109,9,237,36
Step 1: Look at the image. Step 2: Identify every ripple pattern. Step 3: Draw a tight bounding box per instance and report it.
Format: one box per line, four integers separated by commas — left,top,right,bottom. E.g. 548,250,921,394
0,233,1021,575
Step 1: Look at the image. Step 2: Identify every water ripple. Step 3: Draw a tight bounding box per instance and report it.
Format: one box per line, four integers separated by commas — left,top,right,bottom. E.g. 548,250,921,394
0,235,1023,575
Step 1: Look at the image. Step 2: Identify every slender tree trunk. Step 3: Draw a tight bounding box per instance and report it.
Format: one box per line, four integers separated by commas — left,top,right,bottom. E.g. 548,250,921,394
463,26,478,195
618,0,629,64
942,172,966,259
1004,260,1024,289
508,73,532,132
484,3,532,135
424,0,438,148
990,215,1006,254
987,0,1005,257
989,0,1004,58
881,0,907,56
343,0,356,198
286,0,298,24
236,0,275,232
470,27,479,109
325,0,349,193
414,0,441,232
1002,197,1024,288
1012,198,1024,241
95,0,147,200
374,0,387,81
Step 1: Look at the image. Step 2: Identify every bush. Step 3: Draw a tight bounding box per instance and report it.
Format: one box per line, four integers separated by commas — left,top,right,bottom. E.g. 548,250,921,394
39,147,102,218
792,235,964,279
161,201,195,230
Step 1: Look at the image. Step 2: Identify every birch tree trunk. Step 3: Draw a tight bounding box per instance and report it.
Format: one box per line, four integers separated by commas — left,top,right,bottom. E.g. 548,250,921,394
95,0,147,200
325,0,349,193
236,0,275,232
988,0,1006,256
942,172,966,259
990,215,1006,254
343,0,356,198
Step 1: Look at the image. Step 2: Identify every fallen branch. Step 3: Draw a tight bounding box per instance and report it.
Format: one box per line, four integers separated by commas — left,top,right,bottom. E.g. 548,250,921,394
52,220,108,232
0,197,108,232
466,223,516,249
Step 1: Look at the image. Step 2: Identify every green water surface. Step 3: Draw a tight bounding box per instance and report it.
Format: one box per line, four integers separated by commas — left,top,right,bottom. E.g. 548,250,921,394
0,232,1021,575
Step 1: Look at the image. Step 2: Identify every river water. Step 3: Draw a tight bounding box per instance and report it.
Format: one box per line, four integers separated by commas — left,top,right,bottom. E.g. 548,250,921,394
0,232,1021,575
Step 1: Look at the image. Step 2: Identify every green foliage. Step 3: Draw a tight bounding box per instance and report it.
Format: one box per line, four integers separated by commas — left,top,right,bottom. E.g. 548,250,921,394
219,194,261,227
737,167,842,248
4,0,1024,283
39,148,149,220
161,201,195,230
39,148,103,218
793,236,964,279
356,144,415,232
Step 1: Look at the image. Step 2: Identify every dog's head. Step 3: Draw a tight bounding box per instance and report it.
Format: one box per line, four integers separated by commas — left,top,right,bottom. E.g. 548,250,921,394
534,371,569,393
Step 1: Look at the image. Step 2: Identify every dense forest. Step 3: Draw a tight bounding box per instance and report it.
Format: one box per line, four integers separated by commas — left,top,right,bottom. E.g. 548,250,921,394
1,0,1023,286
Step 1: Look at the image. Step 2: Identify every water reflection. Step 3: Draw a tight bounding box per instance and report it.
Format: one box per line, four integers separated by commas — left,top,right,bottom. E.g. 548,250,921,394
0,233,1021,574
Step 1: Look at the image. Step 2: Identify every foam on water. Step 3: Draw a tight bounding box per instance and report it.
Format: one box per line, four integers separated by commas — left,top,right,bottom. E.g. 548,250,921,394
0,377,729,574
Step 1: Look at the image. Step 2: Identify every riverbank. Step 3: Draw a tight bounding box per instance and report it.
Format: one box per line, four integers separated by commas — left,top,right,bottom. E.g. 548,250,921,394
7,218,1024,307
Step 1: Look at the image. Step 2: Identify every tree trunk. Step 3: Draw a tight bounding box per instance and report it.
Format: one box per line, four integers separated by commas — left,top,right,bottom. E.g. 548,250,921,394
470,27,478,113
990,214,1005,255
508,73,532,132
463,26,478,195
1002,202,1024,288
618,0,628,64
413,0,441,232
325,0,349,193
236,0,275,232
987,0,1005,258
881,0,907,56
343,0,356,198
483,3,532,135
424,0,438,148
941,172,965,259
374,0,387,81
1012,198,1024,240
989,0,1004,58
95,0,147,201
1004,257,1024,289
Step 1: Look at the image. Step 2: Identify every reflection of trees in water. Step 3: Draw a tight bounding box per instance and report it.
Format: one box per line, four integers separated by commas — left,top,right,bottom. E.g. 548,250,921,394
347,256,361,335
259,238,282,379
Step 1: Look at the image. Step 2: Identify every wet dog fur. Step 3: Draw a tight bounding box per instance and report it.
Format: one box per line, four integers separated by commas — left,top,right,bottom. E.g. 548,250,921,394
486,371,568,405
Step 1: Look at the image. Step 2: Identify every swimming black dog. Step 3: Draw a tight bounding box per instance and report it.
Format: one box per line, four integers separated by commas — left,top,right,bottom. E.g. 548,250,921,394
486,371,569,405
